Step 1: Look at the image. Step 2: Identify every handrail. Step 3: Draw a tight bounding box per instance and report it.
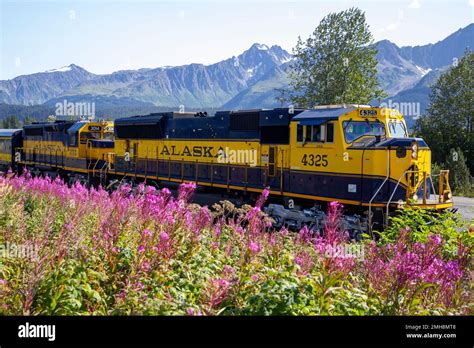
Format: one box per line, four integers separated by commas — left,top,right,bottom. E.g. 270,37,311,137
368,149,390,236
385,169,436,218
280,148,284,194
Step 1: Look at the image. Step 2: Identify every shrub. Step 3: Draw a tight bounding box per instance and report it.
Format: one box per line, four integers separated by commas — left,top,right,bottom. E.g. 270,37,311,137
379,208,473,260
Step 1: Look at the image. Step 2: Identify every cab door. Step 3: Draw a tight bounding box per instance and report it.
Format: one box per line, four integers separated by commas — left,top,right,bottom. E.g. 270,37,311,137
268,146,277,177
131,142,138,172
264,145,280,190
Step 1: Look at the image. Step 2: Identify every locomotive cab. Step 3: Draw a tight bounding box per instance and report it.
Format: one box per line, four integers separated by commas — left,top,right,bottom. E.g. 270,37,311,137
290,105,452,214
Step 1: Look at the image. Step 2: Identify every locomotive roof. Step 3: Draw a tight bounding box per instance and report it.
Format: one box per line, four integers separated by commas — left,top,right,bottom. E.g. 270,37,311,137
292,107,356,125
0,129,22,137
24,121,75,129
115,114,167,126
66,122,88,134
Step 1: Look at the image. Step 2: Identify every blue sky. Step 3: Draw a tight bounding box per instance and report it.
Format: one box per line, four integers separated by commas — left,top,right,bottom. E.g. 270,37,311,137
1,0,473,79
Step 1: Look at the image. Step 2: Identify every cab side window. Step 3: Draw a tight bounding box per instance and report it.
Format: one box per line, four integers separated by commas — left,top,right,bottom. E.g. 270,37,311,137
298,122,335,144
0,139,9,153
326,123,334,143
311,125,321,142
297,124,303,142
305,125,324,143
304,125,312,143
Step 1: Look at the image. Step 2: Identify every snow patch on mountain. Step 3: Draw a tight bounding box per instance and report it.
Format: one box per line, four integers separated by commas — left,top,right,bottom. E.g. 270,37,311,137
45,65,72,73
416,65,432,76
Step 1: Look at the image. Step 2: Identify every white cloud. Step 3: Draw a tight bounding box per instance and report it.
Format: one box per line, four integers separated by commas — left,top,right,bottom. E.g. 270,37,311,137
469,0,474,7
69,9,76,21
408,0,421,9
380,9,404,32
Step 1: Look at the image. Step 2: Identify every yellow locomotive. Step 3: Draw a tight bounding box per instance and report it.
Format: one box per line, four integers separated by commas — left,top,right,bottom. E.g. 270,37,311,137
17,120,114,184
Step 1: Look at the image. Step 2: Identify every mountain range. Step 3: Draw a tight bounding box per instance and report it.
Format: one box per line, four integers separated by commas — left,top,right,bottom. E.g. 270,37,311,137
0,23,472,120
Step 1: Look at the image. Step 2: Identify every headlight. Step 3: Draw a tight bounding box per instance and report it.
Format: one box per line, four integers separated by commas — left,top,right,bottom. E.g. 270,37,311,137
411,141,418,160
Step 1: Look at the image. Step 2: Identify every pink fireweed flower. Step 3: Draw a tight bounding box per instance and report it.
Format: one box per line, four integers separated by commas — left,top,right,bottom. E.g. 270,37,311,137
429,234,442,246
160,187,172,200
136,183,146,194
364,231,466,307
141,260,151,272
223,265,234,275
295,256,303,266
255,188,270,209
117,290,127,300
246,206,261,220
213,218,224,238
235,226,245,235
183,207,212,238
142,229,153,238
294,251,316,274
279,227,289,237
136,282,144,291
207,278,232,309
248,241,261,254
444,260,463,282
159,232,170,242
216,279,230,287
137,245,145,253
251,274,260,282
298,225,313,244
186,308,203,316
178,182,196,202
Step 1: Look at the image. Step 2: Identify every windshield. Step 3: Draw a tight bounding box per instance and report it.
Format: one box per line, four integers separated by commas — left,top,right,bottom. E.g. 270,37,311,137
103,132,114,141
342,121,386,143
80,132,101,140
388,121,408,138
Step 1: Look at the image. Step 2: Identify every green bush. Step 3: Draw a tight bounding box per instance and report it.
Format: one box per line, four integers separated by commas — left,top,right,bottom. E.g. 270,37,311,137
379,208,473,259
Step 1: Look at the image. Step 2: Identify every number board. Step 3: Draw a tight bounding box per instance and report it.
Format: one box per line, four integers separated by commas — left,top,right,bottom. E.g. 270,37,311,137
301,154,328,167
359,109,377,117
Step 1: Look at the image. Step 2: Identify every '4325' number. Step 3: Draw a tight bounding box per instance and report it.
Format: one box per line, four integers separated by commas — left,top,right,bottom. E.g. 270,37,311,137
301,154,328,167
